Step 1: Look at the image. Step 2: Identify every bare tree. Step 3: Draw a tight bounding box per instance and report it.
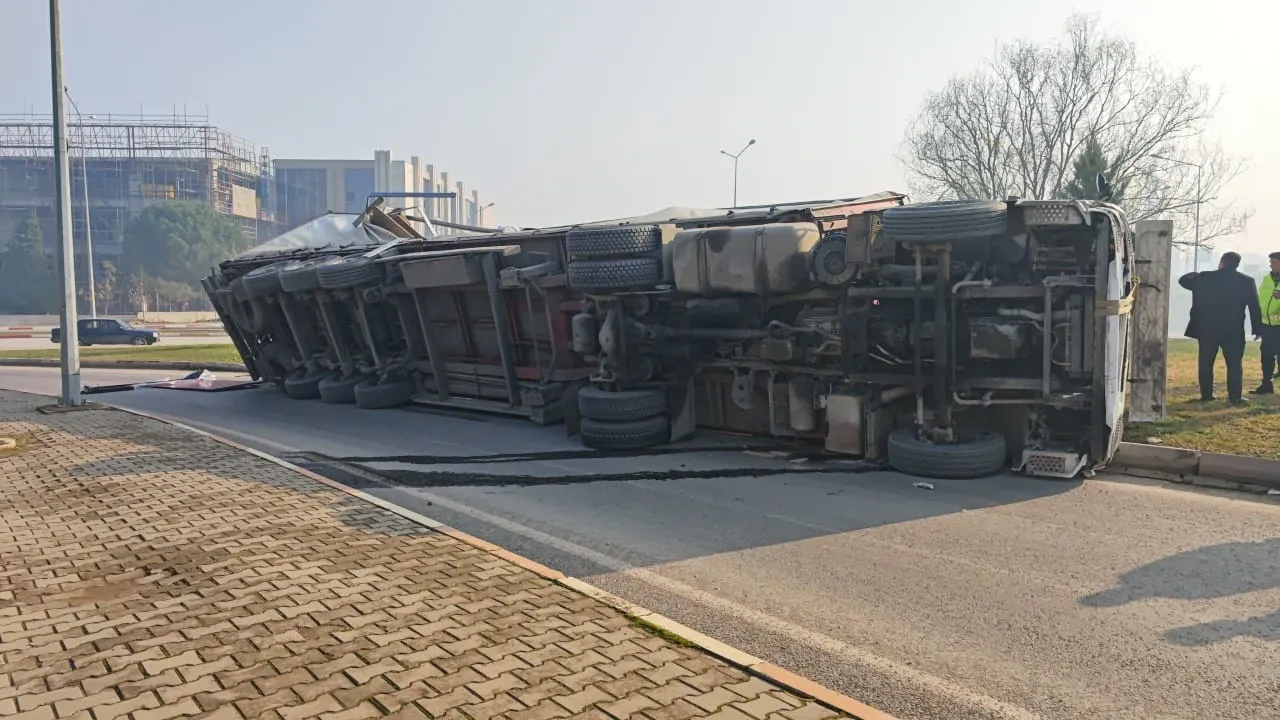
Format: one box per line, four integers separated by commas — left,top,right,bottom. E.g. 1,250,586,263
900,14,1252,248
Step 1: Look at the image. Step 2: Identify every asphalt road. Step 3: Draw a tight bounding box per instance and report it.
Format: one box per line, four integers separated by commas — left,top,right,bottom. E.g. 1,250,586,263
3,366,1278,720
0,334,230,351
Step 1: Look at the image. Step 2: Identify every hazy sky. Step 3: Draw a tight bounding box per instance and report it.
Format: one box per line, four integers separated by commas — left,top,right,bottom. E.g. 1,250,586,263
2,0,1275,253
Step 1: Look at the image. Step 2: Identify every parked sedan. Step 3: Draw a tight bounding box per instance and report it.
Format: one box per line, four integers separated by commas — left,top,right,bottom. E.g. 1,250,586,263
50,318,160,346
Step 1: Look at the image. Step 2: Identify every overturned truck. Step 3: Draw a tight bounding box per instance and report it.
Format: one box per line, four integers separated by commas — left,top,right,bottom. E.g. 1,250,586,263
205,192,1170,479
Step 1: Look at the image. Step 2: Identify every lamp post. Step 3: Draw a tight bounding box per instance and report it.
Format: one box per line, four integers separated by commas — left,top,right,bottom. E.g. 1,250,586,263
1152,154,1203,271
48,0,82,406
479,202,495,226
719,138,756,208
65,90,94,316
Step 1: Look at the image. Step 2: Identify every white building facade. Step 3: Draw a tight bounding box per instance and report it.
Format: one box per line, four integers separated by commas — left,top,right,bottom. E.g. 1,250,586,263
274,150,492,233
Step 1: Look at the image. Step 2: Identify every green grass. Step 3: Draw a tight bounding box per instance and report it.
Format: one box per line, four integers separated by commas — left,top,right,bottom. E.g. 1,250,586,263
625,614,697,648
2,343,244,365
1125,338,1280,459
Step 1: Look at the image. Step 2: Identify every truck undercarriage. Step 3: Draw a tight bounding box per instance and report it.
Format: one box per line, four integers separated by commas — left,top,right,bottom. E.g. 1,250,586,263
205,192,1168,479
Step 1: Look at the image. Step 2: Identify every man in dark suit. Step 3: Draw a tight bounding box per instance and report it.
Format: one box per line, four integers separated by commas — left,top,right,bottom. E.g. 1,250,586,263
1179,251,1263,405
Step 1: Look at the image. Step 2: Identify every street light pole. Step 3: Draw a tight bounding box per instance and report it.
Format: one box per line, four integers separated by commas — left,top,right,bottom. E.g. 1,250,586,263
48,0,82,406
1152,154,1204,271
719,138,756,208
66,91,94,316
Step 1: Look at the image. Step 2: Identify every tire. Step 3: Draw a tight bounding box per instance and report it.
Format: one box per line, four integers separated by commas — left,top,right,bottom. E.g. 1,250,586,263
566,225,662,260
580,415,670,450
242,262,285,298
130,336,148,346
886,429,1007,480
317,256,382,290
578,387,666,422
279,257,328,293
283,370,327,400
228,277,250,303
217,289,254,336
245,298,270,334
567,257,661,292
881,200,1008,244
354,376,416,409
318,373,367,404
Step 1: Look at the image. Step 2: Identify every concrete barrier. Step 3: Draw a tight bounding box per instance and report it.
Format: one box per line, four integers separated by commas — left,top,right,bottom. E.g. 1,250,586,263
0,358,247,372
135,311,219,323
1113,442,1280,492
0,328,228,338
1112,443,1200,475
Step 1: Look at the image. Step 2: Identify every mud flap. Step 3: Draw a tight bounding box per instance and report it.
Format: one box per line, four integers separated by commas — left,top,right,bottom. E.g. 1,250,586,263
668,376,697,442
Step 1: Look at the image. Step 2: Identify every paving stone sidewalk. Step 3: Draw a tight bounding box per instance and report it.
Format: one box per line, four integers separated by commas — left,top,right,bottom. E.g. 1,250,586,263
0,391,847,720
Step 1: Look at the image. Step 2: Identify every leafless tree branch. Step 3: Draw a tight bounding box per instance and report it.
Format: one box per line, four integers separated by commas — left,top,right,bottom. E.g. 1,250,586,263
899,13,1251,249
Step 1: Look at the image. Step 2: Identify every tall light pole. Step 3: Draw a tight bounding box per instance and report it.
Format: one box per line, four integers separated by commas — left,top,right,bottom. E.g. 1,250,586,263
719,138,756,208
479,201,495,226
66,90,94,316
48,0,82,406
1152,154,1204,271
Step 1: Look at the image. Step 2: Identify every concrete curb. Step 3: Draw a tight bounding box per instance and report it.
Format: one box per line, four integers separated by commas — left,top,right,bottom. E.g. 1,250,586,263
108,402,898,720
0,358,247,373
1112,442,1280,493
0,330,228,339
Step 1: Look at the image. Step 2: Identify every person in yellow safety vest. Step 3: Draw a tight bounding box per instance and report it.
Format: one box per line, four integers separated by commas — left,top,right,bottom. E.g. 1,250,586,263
1250,251,1280,395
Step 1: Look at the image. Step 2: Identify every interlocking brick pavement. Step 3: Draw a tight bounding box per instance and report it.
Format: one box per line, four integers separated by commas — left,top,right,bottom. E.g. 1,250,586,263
0,390,849,720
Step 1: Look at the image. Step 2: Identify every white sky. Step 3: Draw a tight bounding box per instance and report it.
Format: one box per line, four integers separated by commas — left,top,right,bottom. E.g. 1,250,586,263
2,0,1275,253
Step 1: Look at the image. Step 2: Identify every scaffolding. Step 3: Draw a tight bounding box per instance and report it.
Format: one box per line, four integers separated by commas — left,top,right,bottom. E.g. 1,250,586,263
0,111,275,255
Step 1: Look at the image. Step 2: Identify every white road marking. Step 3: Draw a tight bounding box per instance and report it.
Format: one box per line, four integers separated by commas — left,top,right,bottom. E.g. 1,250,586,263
390,485,1043,720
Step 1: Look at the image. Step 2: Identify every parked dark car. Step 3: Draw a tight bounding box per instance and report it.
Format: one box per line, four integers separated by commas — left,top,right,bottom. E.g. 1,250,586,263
50,318,160,346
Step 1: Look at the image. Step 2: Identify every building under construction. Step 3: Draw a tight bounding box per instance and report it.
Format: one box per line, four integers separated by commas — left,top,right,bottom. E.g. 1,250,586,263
0,112,276,272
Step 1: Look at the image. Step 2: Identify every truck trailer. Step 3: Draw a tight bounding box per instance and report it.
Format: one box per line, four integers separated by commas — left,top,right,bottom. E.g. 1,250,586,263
203,191,1171,480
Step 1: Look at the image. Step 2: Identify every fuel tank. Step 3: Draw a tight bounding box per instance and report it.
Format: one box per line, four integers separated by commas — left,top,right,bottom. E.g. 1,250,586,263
670,222,821,295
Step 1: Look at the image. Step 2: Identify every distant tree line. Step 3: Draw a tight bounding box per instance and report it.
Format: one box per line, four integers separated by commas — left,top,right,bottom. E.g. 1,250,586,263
0,201,251,315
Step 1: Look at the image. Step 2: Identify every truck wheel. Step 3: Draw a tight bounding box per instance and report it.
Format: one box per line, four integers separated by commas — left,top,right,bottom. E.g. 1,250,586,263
228,277,250,303
566,225,662,260
217,289,255,336
283,369,327,400
567,257,661,292
580,415,670,450
242,262,285,298
354,376,416,409
318,372,368,404
578,387,666,422
317,256,382,290
881,200,1008,244
279,257,328,293
246,298,271,334
886,429,1007,479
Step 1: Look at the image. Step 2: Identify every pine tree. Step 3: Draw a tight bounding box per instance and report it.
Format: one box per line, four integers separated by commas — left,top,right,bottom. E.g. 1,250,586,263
0,210,56,313
1061,136,1127,202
